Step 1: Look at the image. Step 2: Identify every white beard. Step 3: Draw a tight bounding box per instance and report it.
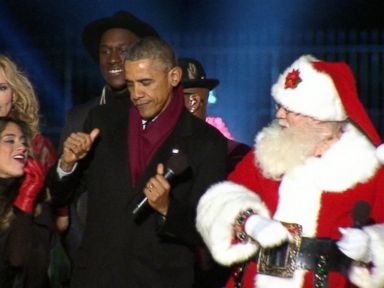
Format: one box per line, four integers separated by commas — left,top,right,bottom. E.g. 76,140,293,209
255,120,323,180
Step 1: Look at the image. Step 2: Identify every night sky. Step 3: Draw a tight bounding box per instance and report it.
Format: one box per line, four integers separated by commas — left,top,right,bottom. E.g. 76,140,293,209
1,0,384,145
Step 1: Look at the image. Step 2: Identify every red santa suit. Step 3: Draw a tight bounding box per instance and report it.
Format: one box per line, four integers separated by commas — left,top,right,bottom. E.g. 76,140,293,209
196,55,384,288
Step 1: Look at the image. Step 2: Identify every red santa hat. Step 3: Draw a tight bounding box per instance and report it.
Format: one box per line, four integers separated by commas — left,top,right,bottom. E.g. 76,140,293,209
271,55,384,163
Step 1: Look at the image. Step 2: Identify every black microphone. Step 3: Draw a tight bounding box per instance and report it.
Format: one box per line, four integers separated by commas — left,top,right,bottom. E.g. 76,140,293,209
352,200,371,228
132,150,189,215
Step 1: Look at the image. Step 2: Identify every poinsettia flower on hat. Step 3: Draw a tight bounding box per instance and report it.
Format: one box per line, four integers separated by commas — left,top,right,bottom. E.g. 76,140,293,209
284,69,302,89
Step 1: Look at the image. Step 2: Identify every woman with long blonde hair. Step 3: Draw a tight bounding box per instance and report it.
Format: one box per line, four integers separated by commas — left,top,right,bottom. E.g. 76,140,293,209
0,55,68,287
0,54,68,219
0,55,55,172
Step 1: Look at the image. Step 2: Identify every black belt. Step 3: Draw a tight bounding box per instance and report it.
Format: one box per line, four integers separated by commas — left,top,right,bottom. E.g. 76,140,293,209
233,237,352,288
297,237,352,288
297,237,351,273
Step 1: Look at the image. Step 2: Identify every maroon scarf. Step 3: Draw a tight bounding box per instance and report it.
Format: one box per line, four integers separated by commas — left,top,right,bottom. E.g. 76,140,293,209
128,85,184,187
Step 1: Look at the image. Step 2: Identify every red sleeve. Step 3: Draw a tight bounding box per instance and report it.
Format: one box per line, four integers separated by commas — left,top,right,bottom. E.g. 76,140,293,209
228,149,280,217
228,150,261,190
32,134,57,175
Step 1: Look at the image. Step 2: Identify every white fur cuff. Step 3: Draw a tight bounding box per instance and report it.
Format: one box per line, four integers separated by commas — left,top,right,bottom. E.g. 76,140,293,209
196,181,270,266
349,224,384,287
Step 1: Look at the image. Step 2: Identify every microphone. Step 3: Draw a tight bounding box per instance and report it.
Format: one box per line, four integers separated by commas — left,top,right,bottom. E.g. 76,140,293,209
351,200,371,228
132,150,189,215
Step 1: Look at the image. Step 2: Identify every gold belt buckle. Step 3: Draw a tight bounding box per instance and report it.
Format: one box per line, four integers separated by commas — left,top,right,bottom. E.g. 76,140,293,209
257,222,303,278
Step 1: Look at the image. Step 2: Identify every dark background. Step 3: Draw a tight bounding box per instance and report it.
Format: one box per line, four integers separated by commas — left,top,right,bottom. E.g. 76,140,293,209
1,0,384,147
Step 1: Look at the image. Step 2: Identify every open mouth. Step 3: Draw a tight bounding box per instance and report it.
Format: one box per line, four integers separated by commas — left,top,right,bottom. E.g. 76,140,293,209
13,154,27,165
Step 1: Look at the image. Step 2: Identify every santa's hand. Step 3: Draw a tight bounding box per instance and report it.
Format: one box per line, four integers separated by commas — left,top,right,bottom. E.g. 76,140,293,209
337,227,371,263
245,215,291,248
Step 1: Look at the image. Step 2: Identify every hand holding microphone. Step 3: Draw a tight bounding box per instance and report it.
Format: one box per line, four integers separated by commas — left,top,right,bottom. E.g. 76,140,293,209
337,227,371,263
143,164,172,216
132,150,189,215
336,200,373,263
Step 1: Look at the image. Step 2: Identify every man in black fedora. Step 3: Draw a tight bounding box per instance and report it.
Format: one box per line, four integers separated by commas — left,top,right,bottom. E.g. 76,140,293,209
60,11,159,149
178,58,219,120
55,10,159,271
178,57,250,174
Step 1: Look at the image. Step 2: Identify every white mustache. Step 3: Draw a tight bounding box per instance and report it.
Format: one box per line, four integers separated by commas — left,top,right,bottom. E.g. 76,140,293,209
278,119,289,128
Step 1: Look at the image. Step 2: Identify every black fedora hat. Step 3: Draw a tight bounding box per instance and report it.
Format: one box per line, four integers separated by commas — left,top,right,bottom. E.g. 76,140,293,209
178,58,219,90
82,11,159,62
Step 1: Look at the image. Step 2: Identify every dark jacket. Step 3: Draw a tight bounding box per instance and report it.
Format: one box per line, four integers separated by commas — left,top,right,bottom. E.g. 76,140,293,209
50,96,227,288
0,178,52,288
58,87,129,154
58,87,129,264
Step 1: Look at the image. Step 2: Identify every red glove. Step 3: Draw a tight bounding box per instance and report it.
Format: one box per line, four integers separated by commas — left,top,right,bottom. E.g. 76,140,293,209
13,158,45,213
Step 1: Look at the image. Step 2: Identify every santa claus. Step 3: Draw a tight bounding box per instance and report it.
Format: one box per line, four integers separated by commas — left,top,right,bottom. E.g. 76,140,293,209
196,55,384,288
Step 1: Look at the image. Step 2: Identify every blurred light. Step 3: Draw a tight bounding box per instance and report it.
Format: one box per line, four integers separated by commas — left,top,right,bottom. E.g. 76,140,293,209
208,89,218,105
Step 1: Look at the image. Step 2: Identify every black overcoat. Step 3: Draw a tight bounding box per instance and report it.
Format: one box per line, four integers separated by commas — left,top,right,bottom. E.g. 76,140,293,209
50,96,227,288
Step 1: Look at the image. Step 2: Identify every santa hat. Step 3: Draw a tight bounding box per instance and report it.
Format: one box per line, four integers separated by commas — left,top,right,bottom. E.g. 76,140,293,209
271,55,384,163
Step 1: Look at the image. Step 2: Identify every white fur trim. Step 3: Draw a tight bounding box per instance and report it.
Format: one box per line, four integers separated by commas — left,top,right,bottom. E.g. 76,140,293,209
376,144,384,165
274,162,323,236
314,123,380,191
252,123,379,238
271,55,347,121
349,224,384,288
254,123,380,193
196,181,270,266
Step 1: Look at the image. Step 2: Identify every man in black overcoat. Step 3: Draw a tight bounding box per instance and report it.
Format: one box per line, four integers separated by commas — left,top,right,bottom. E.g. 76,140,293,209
49,37,227,288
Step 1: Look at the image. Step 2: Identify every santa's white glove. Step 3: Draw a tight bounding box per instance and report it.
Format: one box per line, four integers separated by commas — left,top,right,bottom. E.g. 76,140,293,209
336,227,372,263
245,215,291,248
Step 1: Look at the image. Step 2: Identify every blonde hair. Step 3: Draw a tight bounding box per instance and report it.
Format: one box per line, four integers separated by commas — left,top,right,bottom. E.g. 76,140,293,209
0,55,40,136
